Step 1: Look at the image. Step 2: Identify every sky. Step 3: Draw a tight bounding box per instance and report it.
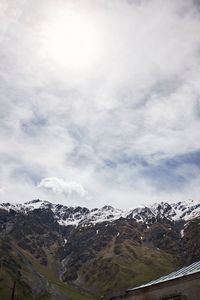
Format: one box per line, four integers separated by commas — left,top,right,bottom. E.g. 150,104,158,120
0,0,200,209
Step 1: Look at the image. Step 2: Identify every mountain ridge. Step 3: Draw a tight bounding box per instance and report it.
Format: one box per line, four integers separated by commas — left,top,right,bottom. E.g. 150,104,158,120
1,198,200,226
0,198,200,299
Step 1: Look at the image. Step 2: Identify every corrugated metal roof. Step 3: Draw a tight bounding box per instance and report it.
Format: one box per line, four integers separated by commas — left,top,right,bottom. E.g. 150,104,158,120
127,260,200,292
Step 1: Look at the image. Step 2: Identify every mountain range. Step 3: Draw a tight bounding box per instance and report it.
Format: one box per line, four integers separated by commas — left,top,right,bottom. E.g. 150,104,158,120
0,198,200,299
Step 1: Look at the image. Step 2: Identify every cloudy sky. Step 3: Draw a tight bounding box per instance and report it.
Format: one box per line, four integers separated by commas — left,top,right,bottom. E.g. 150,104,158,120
0,0,200,208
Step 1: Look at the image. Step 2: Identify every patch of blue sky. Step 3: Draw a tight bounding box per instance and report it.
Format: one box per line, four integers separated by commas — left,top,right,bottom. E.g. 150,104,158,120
21,113,48,136
103,160,117,168
103,154,149,169
143,165,187,190
102,150,200,190
0,153,45,185
103,150,200,170
68,126,87,144
142,150,200,190
165,150,200,169
150,77,181,97
10,164,45,185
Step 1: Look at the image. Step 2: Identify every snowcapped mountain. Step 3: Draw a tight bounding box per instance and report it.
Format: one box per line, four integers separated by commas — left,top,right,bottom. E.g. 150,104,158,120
1,198,200,227
1,198,200,299
0,199,127,226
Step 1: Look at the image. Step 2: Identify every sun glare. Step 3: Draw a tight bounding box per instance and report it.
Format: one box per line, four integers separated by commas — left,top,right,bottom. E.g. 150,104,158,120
42,13,101,71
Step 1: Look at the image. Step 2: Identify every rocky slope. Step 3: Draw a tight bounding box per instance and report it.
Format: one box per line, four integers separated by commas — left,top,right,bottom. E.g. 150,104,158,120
1,198,200,226
0,199,200,299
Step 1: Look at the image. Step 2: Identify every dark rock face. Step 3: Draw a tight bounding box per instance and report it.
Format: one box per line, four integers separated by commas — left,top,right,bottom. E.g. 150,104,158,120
0,199,200,297
181,219,200,265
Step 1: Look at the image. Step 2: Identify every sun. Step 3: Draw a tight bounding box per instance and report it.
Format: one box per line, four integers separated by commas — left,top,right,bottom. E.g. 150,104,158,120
41,12,101,71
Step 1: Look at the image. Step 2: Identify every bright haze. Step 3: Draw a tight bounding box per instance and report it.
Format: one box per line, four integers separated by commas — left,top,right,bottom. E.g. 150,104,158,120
0,0,200,208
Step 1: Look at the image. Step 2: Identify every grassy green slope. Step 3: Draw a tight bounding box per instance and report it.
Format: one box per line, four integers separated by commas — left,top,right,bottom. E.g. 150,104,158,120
0,228,179,299
79,240,178,295
0,239,97,300
24,250,97,300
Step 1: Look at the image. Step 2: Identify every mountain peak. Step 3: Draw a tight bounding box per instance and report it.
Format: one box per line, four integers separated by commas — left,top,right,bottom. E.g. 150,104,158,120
1,198,200,227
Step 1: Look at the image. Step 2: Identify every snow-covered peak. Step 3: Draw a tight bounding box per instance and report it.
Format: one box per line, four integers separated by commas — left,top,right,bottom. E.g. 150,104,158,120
149,200,200,222
171,199,200,221
0,199,52,213
127,206,155,223
125,200,200,224
24,199,52,209
80,206,127,225
0,202,26,212
0,198,200,227
54,204,127,226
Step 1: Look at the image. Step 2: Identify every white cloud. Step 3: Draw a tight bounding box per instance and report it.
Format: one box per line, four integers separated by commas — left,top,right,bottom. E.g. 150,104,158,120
37,177,87,197
0,0,200,208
